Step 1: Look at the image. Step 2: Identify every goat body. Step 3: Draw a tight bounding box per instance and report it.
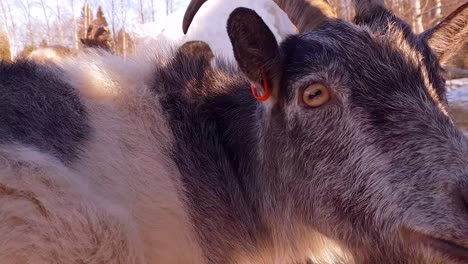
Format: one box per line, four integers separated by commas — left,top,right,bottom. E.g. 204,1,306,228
0,1,467,263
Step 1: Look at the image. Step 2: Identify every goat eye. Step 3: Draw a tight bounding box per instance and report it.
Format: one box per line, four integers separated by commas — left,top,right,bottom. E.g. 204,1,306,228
302,84,330,108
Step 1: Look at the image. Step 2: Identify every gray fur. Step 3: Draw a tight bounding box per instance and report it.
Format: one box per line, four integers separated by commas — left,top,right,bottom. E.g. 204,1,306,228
0,1,467,264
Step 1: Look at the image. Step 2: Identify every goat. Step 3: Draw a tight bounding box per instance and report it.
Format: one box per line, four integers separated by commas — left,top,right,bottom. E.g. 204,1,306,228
0,0,467,263
179,0,298,60
182,0,337,35
137,0,335,61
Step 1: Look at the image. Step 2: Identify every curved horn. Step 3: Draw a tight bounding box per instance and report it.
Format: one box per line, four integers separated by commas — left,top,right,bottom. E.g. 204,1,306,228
182,0,207,34
182,0,336,35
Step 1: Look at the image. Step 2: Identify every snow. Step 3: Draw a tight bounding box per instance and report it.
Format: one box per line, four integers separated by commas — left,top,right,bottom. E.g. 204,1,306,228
447,78,468,136
134,8,187,49
133,0,296,61
447,78,468,104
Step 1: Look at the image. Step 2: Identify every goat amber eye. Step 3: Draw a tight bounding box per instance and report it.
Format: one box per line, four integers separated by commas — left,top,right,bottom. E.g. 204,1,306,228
302,84,330,107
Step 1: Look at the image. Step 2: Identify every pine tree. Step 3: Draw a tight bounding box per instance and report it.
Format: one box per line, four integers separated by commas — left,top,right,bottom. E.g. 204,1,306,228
95,6,108,27
0,32,11,62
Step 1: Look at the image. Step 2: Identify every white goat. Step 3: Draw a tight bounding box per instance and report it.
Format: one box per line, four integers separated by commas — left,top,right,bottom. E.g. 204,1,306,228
135,0,297,61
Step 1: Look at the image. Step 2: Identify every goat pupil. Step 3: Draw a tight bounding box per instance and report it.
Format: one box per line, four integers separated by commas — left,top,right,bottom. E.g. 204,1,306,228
308,90,322,100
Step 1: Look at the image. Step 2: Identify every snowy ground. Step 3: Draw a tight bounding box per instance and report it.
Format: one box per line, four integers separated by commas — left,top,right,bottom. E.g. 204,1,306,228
447,78,468,136
447,78,468,102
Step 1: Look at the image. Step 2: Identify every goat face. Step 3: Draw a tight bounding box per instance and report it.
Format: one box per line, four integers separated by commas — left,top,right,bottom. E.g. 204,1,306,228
227,3,468,263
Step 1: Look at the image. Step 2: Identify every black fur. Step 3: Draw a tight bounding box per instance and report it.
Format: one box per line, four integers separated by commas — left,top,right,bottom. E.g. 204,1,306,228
0,61,90,162
153,52,267,263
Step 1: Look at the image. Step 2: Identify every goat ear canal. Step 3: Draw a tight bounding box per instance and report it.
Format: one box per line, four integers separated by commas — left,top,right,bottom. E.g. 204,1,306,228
227,7,282,101
420,2,468,64
250,68,272,102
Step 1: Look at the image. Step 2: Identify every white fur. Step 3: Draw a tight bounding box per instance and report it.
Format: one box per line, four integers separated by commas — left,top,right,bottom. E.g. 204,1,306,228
134,0,296,62
0,51,205,263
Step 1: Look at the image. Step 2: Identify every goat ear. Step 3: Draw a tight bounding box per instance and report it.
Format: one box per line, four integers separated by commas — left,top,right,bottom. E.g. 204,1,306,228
420,2,468,64
178,41,214,61
227,7,282,102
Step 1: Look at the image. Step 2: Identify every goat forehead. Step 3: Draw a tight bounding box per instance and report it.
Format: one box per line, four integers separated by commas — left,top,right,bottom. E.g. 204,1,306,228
281,21,444,106
284,22,421,76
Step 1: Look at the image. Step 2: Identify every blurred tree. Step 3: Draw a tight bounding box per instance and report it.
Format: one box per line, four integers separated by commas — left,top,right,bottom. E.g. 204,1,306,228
114,27,134,56
95,6,108,27
17,44,35,59
79,3,93,39
165,0,173,15
0,31,11,62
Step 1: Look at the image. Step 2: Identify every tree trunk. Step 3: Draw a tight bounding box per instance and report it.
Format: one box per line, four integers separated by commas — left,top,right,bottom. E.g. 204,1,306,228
39,0,51,42
434,0,442,23
4,0,16,57
18,0,35,46
0,0,12,60
71,0,79,49
56,0,64,45
165,0,173,15
150,0,155,22
111,0,116,51
120,0,126,59
138,0,145,24
413,0,424,34
83,3,90,39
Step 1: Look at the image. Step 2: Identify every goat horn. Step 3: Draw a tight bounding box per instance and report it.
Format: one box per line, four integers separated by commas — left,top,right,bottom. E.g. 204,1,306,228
182,0,207,34
182,0,337,35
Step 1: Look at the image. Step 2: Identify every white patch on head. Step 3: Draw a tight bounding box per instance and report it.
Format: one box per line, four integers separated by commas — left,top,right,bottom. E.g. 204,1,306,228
183,0,295,61
134,0,295,63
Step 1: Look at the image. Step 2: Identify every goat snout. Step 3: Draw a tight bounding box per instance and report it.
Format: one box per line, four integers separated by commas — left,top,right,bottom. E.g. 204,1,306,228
398,183,468,262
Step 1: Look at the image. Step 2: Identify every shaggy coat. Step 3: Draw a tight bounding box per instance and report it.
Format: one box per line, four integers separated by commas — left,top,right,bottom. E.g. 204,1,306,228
0,1,467,263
